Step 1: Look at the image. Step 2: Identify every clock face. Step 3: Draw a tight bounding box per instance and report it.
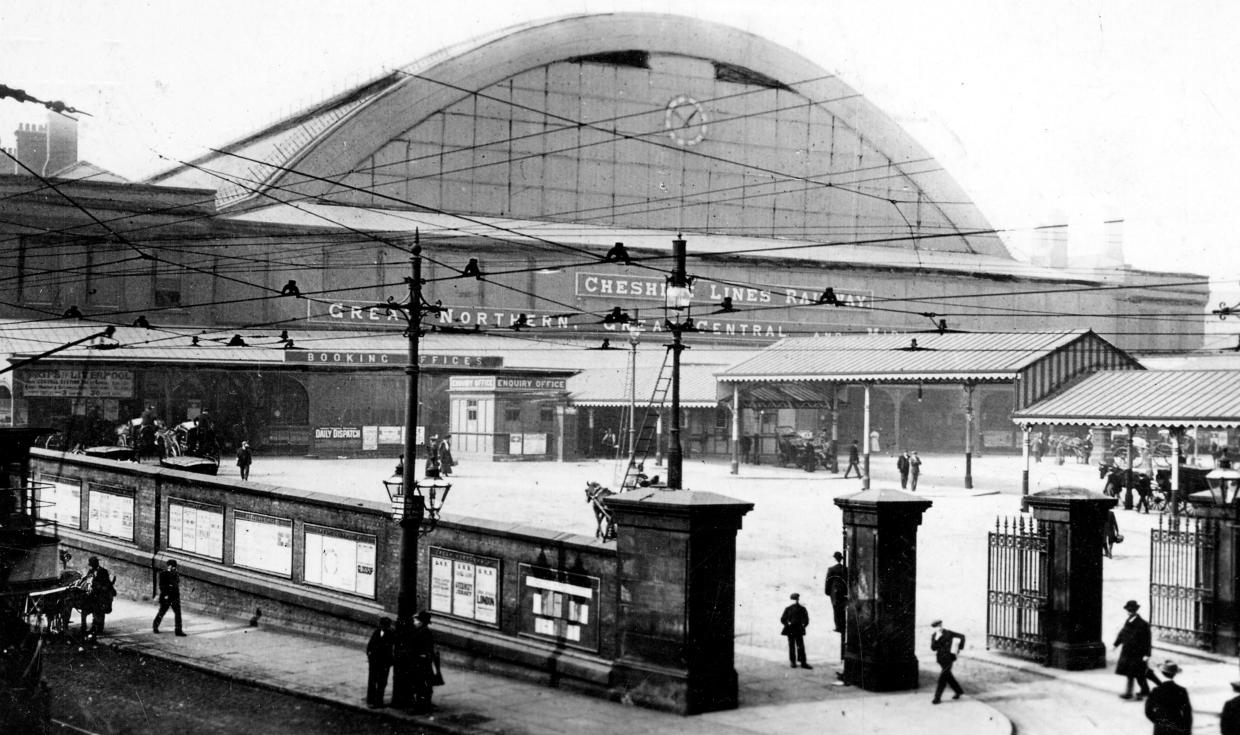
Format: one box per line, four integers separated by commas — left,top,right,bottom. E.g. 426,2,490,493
665,95,708,146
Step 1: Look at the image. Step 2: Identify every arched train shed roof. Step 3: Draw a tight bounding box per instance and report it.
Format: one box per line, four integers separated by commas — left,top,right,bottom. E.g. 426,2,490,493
151,13,1009,259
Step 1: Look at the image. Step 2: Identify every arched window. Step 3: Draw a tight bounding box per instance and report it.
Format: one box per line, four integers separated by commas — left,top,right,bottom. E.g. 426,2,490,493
0,385,11,426
262,375,309,425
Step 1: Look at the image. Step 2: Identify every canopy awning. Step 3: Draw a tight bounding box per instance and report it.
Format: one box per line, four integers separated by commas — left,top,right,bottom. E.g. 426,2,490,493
1012,370,1240,429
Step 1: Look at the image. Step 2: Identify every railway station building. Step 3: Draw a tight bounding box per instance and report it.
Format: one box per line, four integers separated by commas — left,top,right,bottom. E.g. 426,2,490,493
0,13,1210,461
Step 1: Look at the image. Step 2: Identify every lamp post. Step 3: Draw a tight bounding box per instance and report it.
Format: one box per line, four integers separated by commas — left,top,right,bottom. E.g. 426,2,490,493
664,237,692,490
627,325,640,459
380,240,450,623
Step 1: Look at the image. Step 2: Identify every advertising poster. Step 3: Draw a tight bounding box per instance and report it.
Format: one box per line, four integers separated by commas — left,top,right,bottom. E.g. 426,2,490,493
303,525,377,598
34,476,81,528
430,555,453,613
234,511,293,576
428,547,501,627
518,564,601,652
168,500,224,560
88,488,135,540
452,559,476,620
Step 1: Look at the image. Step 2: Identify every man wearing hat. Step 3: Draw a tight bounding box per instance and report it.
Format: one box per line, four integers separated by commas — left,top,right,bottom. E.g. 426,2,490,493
930,619,966,704
1144,660,1192,735
780,593,812,669
824,552,848,634
1115,599,1153,699
1221,681,1240,735
410,610,441,714
365,616,395,708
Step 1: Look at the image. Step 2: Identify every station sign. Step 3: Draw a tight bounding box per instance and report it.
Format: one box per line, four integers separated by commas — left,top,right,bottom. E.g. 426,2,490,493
574,272,873,308
448,376,568,392
284,351,501,368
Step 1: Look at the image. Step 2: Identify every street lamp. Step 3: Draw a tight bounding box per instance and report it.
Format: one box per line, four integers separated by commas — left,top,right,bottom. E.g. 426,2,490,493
383,473,452,530
1205,469,1240,506
663,237,692,490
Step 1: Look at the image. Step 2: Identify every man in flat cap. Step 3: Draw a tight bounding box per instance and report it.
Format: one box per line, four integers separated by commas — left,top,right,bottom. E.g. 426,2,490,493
1221,681,1240,735
930,619,966,704
1115,599,1153,700
780,592,812,670
1144,660,1192,735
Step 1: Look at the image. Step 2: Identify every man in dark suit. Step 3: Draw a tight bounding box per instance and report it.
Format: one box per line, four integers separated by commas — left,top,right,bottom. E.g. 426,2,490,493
1144,660,1192,735
897,451,911,489
83,555,115,637
1220,680,1240,735
844,440,861,478
930,619,965,704
366,617,395,708
1115,599,1152,699
152,559,185,636
824,552,848,634
780,593,812,669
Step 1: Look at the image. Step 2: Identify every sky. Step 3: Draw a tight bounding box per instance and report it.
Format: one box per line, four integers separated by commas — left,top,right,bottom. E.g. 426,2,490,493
3,0,1240,289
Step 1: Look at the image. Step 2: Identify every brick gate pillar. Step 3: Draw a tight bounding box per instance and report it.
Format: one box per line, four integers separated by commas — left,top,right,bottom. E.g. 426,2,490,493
605,489,753,715
834,487,932,691
1023,487,1116,670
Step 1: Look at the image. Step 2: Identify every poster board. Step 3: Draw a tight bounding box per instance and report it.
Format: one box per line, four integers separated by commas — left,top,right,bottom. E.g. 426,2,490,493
33,475,81,528
518,563,601,652
233,511,293,576
303,524,376,598
428,547,500,626
168,499,224,561
87,485,135,541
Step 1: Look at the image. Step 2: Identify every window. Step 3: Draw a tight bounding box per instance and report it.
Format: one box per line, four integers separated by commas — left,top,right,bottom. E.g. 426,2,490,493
539,406,555,423
467,399,478,422
153,262,183,308
505,406,521,423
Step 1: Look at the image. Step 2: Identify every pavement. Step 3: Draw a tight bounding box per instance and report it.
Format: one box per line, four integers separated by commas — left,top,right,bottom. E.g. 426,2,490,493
63,452,1240,733
93,596,1010,735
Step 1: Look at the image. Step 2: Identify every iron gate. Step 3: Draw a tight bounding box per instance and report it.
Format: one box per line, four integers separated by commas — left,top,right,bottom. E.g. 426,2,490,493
1149,515,1217,649
986,515,1050,663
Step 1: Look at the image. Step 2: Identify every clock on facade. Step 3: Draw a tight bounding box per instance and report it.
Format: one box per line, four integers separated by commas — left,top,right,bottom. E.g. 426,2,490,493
664,95,708,146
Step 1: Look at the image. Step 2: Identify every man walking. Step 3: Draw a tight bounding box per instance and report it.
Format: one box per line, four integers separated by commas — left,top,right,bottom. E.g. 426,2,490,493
910,451,923,491
152,559,186,636
930,619,965,704
1115,599,1152,699
844,440,861,478
897,451,911,489
366,617,395,708
824,552,848,634
780,593,812,669
1144,660,1192,735
236,441,253,481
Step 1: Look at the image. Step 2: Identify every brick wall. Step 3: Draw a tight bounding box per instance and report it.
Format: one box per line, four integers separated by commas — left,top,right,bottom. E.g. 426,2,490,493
30,450,622,696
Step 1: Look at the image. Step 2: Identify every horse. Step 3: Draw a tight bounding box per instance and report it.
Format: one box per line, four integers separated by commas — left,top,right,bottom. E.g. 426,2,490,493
584,481,616,540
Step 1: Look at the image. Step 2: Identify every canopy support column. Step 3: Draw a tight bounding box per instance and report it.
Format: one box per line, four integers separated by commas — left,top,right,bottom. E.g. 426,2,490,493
1022,423,1031,496
1124,426,1135,510
964,383,975,490
730,384,740,475
1170,428,1181,521
655,411,664,467
862,383,872,490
